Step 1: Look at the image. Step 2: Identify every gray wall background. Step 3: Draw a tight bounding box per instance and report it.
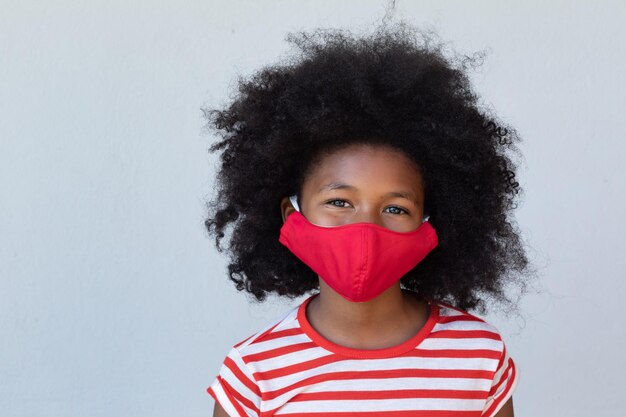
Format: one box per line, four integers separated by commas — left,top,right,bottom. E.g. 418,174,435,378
1,1,625,416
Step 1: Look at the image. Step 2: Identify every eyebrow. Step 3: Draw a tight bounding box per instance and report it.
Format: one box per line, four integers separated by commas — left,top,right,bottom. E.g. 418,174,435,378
318,182,417,200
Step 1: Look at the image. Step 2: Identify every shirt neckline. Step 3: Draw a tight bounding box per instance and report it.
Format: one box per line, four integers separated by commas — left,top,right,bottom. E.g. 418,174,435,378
296,291,439,359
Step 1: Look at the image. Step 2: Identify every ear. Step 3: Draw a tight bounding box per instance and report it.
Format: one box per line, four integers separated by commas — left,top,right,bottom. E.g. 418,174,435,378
280,196,297,224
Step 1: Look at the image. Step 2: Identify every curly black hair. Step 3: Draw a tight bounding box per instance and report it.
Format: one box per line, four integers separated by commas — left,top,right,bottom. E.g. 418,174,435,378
203,22,536,314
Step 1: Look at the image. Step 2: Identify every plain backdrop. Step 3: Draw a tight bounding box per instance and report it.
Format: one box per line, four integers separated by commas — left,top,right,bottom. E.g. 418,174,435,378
1,1,625,416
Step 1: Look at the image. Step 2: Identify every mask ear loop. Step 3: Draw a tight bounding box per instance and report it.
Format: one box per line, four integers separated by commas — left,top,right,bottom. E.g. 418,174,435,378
291,194,430,223
289,194,300,213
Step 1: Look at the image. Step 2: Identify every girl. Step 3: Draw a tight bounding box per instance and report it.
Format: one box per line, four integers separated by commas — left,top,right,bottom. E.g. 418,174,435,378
203,22,532,417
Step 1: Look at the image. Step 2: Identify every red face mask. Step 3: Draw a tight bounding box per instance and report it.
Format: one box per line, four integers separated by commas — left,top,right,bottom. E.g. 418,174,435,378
278,195,439,302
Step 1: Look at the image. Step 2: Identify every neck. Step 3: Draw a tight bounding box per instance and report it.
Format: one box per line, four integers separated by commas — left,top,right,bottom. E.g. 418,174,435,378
307,279,427,349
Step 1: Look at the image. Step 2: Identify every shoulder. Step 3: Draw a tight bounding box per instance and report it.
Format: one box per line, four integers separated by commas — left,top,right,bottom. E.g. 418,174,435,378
228,302,301,358
427,299,516,385
207,303,302,412
429,302,520,417
431,299,506,347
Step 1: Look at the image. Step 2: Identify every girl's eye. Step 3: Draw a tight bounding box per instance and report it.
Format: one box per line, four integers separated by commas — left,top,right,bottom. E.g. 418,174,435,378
325,199,351,208
385,206,409,215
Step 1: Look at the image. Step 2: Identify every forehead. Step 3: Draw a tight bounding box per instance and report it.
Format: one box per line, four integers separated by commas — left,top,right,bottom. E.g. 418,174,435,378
304,144,424,193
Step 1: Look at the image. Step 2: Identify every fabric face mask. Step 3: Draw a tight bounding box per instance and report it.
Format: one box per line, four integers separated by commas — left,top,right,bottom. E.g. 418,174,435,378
278,194,439,303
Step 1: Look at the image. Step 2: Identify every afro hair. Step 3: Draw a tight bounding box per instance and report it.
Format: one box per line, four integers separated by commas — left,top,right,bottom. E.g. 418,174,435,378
203,21,536,314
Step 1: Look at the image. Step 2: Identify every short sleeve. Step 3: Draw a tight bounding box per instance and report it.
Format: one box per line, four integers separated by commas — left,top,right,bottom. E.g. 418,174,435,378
481,341,519,417
207,345,262,417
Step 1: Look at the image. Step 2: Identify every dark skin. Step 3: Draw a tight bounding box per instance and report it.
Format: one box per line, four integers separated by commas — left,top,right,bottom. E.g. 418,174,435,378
212,144,514,417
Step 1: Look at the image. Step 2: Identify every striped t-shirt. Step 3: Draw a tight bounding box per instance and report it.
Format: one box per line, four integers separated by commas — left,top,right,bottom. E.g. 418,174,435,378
207,292,518,417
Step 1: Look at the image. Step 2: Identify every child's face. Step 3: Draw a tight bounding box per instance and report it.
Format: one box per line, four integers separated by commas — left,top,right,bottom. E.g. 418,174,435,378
282,144,425,233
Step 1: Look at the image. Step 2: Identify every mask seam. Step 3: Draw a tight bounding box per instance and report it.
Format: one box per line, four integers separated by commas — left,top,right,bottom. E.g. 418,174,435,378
355,226,368,299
